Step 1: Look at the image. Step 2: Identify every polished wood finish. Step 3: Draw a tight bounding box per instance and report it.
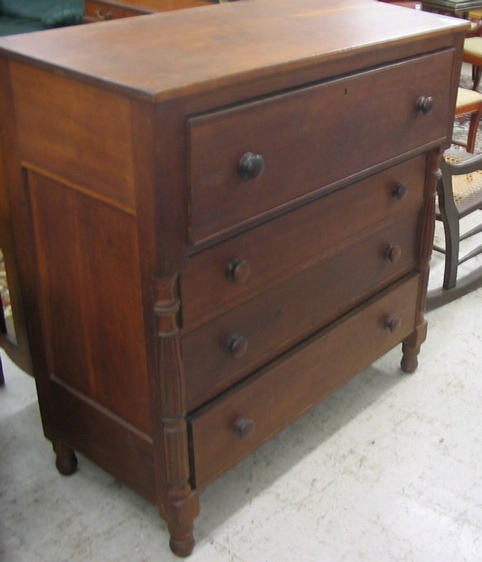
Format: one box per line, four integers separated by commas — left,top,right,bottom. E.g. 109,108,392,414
0,1,467,556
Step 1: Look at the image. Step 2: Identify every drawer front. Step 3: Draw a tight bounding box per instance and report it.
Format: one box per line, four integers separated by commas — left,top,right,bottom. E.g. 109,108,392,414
182,207,421,411
189,274,420,488
189,49,453,243
181,156,426,328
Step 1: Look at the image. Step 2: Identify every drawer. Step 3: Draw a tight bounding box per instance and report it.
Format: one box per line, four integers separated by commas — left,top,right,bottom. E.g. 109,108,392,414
182,207,421,410
181,156,426,328
189,49,453,243
189,274,420,489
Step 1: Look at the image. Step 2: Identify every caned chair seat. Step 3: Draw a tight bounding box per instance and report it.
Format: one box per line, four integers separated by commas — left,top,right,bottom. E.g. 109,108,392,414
427,148,482,308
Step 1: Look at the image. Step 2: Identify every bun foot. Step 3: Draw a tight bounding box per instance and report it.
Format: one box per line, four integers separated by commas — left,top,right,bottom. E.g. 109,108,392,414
53,441,78,476
401,353,418,374
169,534,195,558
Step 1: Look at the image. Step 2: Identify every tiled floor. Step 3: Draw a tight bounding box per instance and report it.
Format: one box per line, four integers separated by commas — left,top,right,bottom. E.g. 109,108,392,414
1,221,482,562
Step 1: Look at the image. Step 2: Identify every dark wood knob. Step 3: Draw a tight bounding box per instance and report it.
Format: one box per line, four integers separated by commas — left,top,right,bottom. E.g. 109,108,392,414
393,182,408,200
384,244,402,263
233,416,255,439
226,258,251,284
385,314,402,333
238,152,265,180
416,95,434,115
227,334,248,359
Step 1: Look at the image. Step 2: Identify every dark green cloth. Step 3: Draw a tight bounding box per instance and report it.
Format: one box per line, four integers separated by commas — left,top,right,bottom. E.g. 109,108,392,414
0,16,44,35
0,0,84,36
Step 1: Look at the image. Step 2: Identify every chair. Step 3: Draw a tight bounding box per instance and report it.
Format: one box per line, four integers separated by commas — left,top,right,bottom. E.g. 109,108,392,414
427,148,482,309
454,87,482,153
463,36,482,91
0,0,84,36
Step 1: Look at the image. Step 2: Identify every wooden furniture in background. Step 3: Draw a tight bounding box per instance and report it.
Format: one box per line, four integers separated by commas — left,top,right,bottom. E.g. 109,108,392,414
422,0,482,16
463,35,482,90
0,1,467,555
84,0,213,21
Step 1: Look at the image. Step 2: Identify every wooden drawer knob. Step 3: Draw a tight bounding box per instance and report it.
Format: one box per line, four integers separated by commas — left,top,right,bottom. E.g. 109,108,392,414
385,314,402,333
233,417,256,439
392,182,408,200
227,334,248,359
415,95,434,115
238,152,265,180
384,244,402,263
226,258,251,284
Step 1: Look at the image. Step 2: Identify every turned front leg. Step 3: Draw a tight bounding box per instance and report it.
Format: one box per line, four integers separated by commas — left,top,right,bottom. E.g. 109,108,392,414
166,490,199,557
401,320,428,374
155,274,199,556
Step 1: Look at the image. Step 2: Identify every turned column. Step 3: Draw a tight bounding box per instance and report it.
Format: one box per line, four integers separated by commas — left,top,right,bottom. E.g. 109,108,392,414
154,274,199,557
401,147,441,373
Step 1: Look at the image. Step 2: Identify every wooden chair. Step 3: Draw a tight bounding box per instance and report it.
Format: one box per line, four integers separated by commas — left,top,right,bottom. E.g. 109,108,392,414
463,36,482,91
454,87,482,153
427,148,482,309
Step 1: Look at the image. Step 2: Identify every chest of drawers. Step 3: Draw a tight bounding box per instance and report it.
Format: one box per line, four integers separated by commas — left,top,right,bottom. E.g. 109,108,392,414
0,0,467,555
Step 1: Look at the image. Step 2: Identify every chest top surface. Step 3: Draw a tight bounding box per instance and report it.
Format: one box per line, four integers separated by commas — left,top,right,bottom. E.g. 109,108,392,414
0,0,468,101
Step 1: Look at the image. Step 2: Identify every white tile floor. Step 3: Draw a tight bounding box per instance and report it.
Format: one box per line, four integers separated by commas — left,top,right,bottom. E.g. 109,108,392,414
1,218,482,561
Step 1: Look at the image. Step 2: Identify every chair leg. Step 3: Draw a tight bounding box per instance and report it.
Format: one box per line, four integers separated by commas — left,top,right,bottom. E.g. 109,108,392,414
474,66,482,91
437,181,461,290
442,222,460,290
467,110,482,153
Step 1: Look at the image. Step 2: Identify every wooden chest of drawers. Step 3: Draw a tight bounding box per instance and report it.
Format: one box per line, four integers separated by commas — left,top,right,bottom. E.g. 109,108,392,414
0,0,467,555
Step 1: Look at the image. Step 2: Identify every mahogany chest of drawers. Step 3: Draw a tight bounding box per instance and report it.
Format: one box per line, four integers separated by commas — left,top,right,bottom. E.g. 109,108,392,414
0,0,467,555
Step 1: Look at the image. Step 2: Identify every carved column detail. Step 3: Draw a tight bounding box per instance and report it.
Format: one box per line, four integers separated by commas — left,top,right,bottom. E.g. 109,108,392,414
154,274,198,557
401,148,441,373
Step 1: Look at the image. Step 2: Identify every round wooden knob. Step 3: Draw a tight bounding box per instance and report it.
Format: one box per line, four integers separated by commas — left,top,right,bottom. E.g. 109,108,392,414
416,95,434,115
233,416,256,439
227,334,248,359
393,182,408,200
385,314,402,333
238,152,265,180
384,244,402,263
226,258,251,284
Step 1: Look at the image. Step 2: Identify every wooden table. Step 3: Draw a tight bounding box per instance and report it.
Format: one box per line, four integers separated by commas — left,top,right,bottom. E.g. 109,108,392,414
0,1,468,556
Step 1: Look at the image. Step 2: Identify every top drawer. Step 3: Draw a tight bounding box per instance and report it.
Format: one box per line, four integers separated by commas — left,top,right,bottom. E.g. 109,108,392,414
189,49,454,243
